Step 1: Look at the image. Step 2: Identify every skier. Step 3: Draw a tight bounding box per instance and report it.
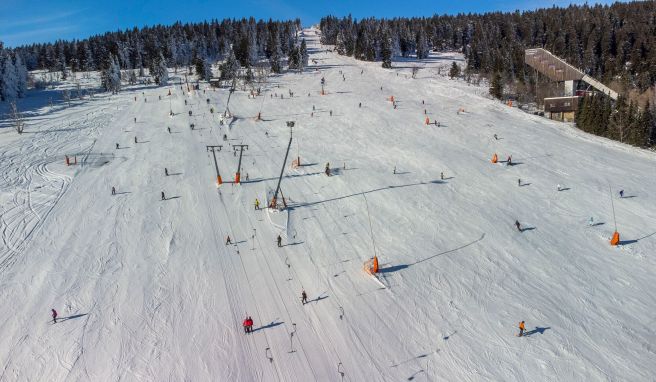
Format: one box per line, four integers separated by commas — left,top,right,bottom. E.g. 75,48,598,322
111,186,116,195
226,235,232,245
557,184,562,191
393,166,396,174
265,131,269,137
185,99,187,105
330,110,333,117
515,220,522,232
277,235,282,248
51,308,58,324
255,199,260,210
134,117,136,123
507,156,512,166
494,134,498,140
359,102,361,108
116,143,119,149
518,321,526,337
518,178,521,187
134,136,137,144
243,317,250,334
619,190,624,198
189,110,192,116
325,163,331,176
247,316,254,333
223,134,227,141
588,217,594,226
161,191,166,201
441,172,444,180
301,290,308,305
167,127,171,133
165,168,169,176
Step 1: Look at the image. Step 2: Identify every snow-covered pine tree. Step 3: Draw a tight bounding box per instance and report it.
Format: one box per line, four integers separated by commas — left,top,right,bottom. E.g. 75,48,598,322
101,54,121,93
248,26,258,67
489,72,503,100
269,33,283,74
299,38,308,71
381,30,393,68
220,47,239,83
82,41,95,73
335,30,347,55
196,57,212,81
449,62,461,79
14,54,28,97
128,69,137,85
1,53,18,101
416,29,429,59
287,46,299,71
154,52,168,85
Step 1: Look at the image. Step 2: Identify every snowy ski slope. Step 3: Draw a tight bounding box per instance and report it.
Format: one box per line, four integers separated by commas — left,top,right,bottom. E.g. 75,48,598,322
0,28,655,381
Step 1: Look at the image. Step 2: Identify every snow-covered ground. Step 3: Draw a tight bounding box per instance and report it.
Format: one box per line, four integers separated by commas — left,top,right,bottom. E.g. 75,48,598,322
1,28,655,381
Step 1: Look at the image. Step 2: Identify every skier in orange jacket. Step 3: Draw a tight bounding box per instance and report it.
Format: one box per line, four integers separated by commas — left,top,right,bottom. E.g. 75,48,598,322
518,321,526,337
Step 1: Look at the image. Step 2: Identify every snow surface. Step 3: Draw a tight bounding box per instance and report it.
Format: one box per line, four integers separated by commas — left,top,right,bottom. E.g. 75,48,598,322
1,28,655,381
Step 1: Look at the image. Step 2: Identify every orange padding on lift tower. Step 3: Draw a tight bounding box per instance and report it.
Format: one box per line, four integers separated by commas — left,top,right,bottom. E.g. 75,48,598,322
610,231,620,246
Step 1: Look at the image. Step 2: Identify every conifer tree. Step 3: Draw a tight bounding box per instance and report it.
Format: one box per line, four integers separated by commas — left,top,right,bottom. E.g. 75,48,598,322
449,62,461,79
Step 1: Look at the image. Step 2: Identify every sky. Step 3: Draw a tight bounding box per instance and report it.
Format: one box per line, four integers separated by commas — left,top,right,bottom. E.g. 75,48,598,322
0,0,624,47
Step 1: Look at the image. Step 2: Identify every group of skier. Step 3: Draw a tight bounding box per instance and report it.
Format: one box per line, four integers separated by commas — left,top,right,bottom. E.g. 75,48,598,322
243,316,254,333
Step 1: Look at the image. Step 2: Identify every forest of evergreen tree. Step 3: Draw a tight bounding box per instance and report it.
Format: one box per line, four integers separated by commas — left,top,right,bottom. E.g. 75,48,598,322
9,17,301,75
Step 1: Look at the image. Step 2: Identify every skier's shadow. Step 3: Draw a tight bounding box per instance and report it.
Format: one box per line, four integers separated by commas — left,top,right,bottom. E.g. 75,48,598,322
252,320,284,333
520,227,536,232
523,326,550,337
58,313,89,323
307,294,329,304
283,241,304,247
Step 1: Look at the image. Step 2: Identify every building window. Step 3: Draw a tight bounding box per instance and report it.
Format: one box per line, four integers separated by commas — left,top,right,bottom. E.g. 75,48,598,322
564,102,570,106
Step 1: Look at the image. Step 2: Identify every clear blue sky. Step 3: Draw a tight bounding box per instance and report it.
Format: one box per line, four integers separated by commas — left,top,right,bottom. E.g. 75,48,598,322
1,0,622,47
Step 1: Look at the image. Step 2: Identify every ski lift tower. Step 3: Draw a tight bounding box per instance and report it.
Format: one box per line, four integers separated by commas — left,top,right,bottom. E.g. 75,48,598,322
224,78,237,117
269,121,294,209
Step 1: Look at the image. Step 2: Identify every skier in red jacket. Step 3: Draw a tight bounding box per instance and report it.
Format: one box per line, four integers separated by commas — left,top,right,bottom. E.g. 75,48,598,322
243,317,249,334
